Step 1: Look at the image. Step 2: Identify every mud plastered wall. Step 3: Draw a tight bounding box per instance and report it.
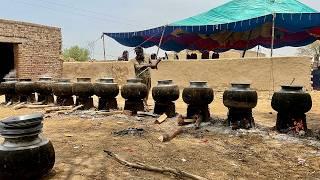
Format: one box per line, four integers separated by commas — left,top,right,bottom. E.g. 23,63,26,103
63,57,312,91
63,61,135,85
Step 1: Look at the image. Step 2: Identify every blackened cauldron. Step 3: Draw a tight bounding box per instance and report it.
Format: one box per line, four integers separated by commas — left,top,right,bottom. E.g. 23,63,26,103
223,83,257,129
0,78,18,103
121,78,148,114
52,79,74,106
152,80,179,117
0,113,55,180
15,78,35,103
182,81,213,105
73,78,94,109
72,78,94,98
94,78,119,99
152,80,179,102
182,81,214,121
271,85,312,132
35,77,54,104
94,78,119,110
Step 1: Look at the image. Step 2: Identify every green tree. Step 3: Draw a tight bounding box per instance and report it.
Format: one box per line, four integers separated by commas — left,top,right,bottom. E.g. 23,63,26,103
63,46,90,62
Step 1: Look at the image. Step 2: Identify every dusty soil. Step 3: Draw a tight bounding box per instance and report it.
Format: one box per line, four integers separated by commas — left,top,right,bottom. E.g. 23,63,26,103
0,91,320,180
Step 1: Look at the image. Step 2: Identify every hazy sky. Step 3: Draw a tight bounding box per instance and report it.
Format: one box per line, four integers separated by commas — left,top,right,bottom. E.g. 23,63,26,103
0,0,319,59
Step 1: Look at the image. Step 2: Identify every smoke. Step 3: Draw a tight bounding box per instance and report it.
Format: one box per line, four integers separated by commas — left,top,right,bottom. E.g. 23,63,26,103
4,69,16,78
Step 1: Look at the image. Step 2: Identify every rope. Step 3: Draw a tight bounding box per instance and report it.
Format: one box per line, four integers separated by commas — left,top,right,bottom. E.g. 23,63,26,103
102,25,166,60
128,27,165,53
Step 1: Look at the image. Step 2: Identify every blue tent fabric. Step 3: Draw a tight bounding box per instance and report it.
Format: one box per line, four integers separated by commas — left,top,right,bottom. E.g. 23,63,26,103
104,0,320,52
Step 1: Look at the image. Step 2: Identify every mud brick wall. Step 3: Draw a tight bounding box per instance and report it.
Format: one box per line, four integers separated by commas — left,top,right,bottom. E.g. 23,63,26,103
152,57,312,91
63,57,312,91
0,19,62,79
63,61,135,86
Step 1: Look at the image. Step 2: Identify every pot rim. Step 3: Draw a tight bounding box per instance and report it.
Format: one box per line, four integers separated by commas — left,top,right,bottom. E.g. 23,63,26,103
127,78,142,83
157,80,173,85
189,81,208,87
77,77,92,82
18,78,32,82
56,78,71,83
3,78,18,81
231,83,251,88
281,85,303,91
97,78,115,83
38,77,53,81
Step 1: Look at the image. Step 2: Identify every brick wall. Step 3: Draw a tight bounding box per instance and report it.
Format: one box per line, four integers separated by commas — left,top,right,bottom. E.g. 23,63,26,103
0,19,62,79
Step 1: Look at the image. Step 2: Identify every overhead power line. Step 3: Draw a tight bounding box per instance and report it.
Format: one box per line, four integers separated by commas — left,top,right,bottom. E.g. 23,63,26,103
38,0,143,25
10,0,140,28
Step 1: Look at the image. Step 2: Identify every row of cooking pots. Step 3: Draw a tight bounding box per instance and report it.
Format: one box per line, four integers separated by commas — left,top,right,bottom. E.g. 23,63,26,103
0,77,212,105
0,77,312,113
149,80,312,114
0,77,119,99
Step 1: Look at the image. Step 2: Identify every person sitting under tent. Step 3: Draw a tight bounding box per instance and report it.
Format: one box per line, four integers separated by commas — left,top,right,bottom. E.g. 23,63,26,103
191,53,198,59
174,53,179,60
187,53,192,60
212,51,220,59
118,50,129,61
201,50,210,59
164,52,169,60
132,46,161,110
150,53,157,60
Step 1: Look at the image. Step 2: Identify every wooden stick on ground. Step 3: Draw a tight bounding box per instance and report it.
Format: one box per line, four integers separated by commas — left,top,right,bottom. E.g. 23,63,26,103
44,106,73,113
158,128,184,142
31,101,45,105
15,104,56,110
13,102,26,110
155,114,167,124
104,150,208,180
25,104,56,109
49,105,84,115
5,101,12,107
70,105,84,112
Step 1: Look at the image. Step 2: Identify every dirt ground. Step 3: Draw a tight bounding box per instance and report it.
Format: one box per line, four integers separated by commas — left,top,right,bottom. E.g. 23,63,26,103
0,91,320,180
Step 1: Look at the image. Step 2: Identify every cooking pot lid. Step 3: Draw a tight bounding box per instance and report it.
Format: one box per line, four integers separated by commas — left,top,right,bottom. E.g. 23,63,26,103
1,113,43,125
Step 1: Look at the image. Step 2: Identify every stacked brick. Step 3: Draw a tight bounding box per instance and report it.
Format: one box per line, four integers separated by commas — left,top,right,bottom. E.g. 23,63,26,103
0,19,62,79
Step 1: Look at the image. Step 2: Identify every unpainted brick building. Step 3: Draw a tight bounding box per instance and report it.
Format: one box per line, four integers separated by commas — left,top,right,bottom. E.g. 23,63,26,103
0,18,62,81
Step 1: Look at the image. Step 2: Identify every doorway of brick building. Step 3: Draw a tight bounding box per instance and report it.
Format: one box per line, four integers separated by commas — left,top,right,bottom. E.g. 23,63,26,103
0,43,15,82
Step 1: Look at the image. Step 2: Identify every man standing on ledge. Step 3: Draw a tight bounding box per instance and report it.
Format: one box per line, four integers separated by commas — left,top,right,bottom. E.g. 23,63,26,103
132,46,161,110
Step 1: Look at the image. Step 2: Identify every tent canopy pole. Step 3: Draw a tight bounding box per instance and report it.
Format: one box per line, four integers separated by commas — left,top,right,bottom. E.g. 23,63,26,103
102,34,106,61
271,13,276,57
156,25,167,58
242,30,253,58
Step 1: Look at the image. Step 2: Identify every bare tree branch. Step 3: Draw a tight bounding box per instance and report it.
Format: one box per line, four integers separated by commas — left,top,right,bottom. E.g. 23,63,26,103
104,150,208,180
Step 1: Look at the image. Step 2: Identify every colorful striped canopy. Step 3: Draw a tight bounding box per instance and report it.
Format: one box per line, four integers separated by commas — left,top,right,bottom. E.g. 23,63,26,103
104,0,320,52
